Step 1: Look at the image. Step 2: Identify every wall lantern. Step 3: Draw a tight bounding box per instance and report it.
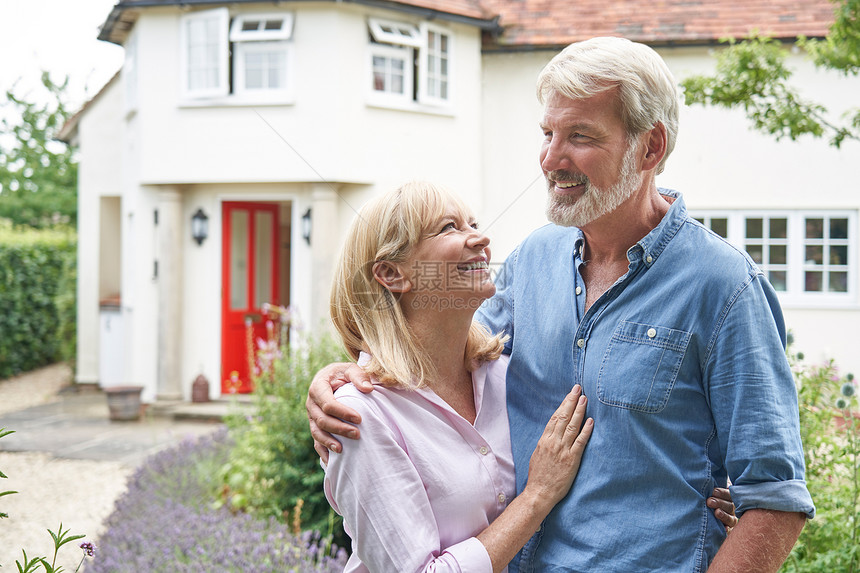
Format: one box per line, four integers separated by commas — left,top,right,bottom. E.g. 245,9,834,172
191,208,209,246
301,208,312,246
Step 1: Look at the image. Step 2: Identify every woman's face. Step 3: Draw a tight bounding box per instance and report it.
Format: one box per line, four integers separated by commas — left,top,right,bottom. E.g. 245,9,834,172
399,206,496,313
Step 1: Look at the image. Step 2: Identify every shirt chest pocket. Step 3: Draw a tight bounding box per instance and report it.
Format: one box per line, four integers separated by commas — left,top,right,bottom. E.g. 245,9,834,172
596,321,692,413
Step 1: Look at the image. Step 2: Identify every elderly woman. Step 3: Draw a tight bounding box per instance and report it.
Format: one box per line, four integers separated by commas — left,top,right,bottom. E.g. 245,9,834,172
323,181,592,572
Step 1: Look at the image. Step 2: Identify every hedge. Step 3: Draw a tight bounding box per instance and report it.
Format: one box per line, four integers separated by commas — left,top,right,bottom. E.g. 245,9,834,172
0,222,76,379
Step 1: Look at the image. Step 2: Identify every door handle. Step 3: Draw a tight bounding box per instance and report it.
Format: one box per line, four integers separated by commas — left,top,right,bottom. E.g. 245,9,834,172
244,312,263,323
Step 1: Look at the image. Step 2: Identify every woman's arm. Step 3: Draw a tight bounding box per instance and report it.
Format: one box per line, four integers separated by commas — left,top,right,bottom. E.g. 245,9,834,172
325,384,592,572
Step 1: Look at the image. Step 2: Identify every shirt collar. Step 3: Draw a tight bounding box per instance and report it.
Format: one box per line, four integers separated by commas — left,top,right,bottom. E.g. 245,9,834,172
631,188,686,268
571,189,686,268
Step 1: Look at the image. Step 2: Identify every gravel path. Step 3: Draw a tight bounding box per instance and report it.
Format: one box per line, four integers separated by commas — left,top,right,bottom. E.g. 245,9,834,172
0,365,133,571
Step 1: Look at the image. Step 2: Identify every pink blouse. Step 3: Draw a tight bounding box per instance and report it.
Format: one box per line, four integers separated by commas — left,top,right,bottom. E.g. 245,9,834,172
323,354,515,572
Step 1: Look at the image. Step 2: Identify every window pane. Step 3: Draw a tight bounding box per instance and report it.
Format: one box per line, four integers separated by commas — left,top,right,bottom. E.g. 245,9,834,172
769,271,787,292
255,211,273,306
373,70,385,91
805,271,823,292
769,218,787,239
805,245,823,265
711,218,728,238
230,210,249,310
745,218,763,239
264,19,282,31
769,245,786,265
268,52,284,88
242,20,260,32
829,271,848,293
746,244,763,264
805,218,824,239
830,245,848,266
830,218,849,239
693,217,704,224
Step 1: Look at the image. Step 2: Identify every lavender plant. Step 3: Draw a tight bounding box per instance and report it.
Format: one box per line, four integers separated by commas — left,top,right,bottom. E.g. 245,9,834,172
89,428,346,572
782,346,859,573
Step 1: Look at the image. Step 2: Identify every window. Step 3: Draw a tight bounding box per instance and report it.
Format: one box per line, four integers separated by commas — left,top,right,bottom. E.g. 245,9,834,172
180,9,294,101
743,216,789,292
693,211,857,305
803,216,849,293
368,18,452,107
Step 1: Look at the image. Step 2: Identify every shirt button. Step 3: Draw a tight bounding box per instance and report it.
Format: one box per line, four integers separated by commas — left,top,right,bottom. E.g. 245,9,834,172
647,328,657,338
479,446,489,455
575,286,582,295
646,255,654,264
498,493,507,504
577,339,585,349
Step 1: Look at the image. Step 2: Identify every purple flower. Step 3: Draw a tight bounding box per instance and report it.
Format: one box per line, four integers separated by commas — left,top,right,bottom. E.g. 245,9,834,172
80,541,96,557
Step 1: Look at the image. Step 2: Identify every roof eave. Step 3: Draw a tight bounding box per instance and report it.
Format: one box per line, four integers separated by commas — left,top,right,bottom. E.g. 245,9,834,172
98,0,502,44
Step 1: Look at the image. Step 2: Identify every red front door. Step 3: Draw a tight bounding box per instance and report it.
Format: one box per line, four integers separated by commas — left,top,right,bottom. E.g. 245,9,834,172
221,202,280,393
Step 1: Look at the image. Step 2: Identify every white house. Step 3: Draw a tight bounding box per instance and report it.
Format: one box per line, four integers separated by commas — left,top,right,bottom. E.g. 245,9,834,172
61,0,860,402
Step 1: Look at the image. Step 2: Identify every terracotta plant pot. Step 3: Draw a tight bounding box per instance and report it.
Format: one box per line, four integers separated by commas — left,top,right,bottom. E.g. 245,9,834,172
104,386,144,421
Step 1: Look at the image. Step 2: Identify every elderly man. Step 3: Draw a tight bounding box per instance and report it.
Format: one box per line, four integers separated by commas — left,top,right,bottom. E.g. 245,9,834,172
308,37,814,571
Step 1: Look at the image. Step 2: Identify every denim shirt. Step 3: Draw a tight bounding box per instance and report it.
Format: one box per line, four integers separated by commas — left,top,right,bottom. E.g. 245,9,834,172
476,191,815,572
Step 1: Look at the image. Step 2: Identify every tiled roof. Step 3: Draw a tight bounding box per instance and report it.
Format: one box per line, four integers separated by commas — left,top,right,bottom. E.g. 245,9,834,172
480,0,837,49
98,0,836,47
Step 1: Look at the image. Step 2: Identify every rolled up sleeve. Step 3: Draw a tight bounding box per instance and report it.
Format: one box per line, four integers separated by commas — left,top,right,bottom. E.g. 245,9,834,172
706,273,815,519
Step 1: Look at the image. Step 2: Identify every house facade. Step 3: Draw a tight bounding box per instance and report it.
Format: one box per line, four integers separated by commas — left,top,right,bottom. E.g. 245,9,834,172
63,0,860,402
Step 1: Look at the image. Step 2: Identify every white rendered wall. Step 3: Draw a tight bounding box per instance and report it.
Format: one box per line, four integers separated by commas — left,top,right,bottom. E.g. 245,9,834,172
74,78,124,385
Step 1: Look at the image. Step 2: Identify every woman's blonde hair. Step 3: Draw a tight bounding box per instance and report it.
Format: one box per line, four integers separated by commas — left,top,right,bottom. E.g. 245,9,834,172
330,181,506,389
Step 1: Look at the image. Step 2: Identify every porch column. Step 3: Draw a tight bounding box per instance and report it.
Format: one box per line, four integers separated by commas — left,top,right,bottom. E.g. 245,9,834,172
156,188,183,400
310,184,339,329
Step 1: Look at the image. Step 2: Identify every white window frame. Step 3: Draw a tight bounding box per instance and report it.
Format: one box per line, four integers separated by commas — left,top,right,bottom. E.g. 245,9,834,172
232,40,293,99
418,22,452,106
180,8,229,99
367,17,452,109
691,210,858,308
229,13,293,42
369,43,414,105
368,18,421,47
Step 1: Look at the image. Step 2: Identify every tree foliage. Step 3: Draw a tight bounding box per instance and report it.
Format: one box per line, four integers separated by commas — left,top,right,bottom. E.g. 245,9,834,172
0,72,77,228
681,0,860,148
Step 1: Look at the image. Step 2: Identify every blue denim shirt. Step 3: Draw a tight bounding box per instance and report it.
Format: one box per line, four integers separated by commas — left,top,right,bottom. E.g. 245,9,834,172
476,191,815,572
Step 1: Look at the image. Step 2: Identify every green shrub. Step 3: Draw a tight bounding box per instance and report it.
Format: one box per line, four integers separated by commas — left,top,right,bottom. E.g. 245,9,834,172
219,313,350,548
0,222,76,378
782,347,859,573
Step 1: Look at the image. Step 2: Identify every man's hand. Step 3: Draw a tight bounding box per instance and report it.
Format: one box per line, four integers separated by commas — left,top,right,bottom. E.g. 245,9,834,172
306,362,374,462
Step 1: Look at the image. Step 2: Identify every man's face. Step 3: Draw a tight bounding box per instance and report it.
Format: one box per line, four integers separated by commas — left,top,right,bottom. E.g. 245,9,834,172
539,89,643,228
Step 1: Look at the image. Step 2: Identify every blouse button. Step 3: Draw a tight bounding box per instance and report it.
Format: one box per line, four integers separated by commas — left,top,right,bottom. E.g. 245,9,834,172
479,446,489,455
647,328,657,338
498,493,507,504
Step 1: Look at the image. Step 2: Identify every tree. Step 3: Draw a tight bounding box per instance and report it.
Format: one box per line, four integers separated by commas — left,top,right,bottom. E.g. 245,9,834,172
0,72,77,228
681,0,860,148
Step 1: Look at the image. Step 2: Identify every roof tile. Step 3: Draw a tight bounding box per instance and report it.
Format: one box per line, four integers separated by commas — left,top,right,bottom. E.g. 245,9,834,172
480,0,836,48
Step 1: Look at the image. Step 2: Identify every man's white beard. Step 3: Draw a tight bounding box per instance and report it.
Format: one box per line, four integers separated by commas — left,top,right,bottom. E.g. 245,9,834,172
545,140,643,228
